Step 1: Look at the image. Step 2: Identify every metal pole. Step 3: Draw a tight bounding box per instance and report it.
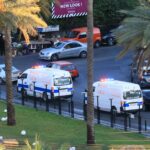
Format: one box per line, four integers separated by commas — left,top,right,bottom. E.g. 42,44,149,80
138,104,141,133
145,120,147,132
124,112,128,131
128,116,131,128
58,98,61,115
21,79,24,105
97,96,100,124
110,98,113,127
45,84,49,112
83,91,87,121
71,99,74,118
33,81,37,109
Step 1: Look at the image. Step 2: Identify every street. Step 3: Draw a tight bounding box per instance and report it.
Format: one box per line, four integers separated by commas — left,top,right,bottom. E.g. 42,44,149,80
1,45,150,126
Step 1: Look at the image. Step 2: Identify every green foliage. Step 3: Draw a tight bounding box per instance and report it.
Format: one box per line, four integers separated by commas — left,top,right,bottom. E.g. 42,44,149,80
93,0,139,31
49,0,139,31
0,100,149,149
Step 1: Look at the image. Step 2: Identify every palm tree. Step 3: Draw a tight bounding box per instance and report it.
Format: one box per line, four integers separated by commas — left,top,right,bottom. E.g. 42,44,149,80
86,0,95,144
0,0,47,125
113,0,150,74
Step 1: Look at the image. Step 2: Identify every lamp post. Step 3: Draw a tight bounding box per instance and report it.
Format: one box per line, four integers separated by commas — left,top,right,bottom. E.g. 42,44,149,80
110,98,114,128
33,81,36,109
138,103,141,133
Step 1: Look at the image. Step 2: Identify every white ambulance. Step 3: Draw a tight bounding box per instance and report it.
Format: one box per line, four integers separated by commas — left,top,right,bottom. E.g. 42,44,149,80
17,67,73,100
92,79,143,113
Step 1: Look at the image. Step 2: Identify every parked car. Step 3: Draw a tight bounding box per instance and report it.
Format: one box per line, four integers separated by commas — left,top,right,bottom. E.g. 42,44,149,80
46,61,79,79
39,40,87,61
142,89,150,111
101,31,116,46
131,63,150,88
0,64,21,84
61,27,101,48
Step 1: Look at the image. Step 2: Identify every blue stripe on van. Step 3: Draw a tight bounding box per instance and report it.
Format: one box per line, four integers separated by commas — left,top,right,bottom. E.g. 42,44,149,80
123,103,129,107
18,84,28,89
18,84,73,93
35,87,51,93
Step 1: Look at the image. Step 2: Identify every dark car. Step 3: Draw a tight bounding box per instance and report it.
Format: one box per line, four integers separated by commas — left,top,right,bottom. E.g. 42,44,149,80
142,89,150,111
46,61,79,79
131,64,150,88
101,31,116,46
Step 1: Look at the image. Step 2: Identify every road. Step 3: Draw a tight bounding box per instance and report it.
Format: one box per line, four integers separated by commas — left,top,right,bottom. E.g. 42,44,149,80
1,45,150,131
0,45,133,108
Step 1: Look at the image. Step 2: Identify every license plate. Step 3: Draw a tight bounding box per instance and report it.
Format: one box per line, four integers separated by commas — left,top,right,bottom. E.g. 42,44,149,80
59,89,69,96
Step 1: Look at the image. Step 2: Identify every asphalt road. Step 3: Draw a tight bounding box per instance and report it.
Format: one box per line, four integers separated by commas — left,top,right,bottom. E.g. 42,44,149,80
1,45,150,131
0,45,133,109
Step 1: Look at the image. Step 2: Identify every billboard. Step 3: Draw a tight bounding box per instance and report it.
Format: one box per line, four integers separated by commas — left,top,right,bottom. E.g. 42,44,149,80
52,0,87,19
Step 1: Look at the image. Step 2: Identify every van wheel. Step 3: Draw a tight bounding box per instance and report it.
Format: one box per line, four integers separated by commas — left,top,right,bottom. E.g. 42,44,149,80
80,51,87,58
43,92,48,101
94,41,101,48
51,54,58,61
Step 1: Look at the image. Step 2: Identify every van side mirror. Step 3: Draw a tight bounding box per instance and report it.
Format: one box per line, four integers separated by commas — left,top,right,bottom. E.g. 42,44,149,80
18,73,27,79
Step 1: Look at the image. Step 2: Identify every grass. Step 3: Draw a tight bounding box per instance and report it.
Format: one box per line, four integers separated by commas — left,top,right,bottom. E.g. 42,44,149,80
0,100,150,149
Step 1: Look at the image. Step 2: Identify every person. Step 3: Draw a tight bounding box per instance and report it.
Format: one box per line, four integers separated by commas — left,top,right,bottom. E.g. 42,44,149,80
0,34,5,56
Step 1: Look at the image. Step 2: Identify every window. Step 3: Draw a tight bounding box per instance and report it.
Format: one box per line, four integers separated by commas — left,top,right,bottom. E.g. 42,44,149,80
19,73,27,79
65,31,79,38
123,90,142,100
71,43,82,48
53,42,65,49
54,77,71,86
79,34,86,39
64,44,72,49
62,64,75,71
51,64,61,69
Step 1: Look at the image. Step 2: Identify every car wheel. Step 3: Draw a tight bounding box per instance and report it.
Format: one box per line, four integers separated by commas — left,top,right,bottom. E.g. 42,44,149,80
107,38,114,46
80,51,87,58
94,40,101,48
43,92,48,101
51,54,58,61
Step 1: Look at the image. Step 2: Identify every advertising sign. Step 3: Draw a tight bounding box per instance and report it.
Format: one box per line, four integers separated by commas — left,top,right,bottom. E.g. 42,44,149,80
52,0,87,19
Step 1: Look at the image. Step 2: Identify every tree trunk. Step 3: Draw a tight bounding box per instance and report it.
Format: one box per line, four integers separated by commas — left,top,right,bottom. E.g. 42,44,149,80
87,0,95,144
4,27,16,126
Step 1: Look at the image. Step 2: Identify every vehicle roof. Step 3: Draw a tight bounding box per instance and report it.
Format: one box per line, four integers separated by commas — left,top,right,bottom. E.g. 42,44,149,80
51,61,73,65
72,27,100,32
93,80,140,91
26,67,71,77
61,40,82,44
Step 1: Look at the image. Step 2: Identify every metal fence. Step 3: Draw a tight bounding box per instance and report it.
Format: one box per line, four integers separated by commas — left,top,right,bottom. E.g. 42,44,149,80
19,87,150,137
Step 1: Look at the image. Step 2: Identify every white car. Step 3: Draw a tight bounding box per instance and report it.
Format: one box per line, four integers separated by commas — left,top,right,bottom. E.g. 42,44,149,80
39,40,87,61
0,64,21,83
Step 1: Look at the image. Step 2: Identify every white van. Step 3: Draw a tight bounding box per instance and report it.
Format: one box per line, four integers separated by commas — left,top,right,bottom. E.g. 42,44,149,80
92,79,143,113
17,67,73,100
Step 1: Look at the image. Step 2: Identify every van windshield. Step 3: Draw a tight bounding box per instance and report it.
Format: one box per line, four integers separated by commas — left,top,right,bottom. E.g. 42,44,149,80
54,77,71,86
65,31,79,38
123,90,142,100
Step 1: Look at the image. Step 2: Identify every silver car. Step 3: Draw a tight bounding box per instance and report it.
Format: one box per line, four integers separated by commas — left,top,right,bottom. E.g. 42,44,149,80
39,40,87,61
0,64,21,83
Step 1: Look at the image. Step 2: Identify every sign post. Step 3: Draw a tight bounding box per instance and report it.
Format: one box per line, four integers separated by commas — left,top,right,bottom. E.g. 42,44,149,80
52,0,87,18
